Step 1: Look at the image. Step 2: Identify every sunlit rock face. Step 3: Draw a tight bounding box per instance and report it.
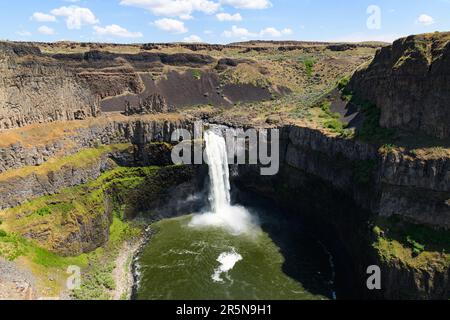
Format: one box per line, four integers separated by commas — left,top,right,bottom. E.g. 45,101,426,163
0,42,99,130
349,33,450,139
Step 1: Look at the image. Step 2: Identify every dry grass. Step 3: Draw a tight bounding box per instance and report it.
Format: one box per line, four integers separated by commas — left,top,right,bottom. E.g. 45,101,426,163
0,144,130,182
0,113,186,149
0,120,89,148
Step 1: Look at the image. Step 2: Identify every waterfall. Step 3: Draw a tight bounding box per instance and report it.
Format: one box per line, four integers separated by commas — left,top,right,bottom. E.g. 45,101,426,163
189,129,257,235
204,130,231,213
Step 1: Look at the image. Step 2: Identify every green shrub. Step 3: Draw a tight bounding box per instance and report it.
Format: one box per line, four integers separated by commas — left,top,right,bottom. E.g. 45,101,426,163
337,76,350,91
320,102,340,119
303,59,315,77
350,96,395,143
406,236,425,257
36,207,52,217
324,119,343,131
0,229,7,237
191,70,202,80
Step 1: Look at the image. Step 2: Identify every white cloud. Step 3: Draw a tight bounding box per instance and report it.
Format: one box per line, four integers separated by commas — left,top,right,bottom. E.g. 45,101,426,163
260,27,292,37
154,18,188,33
220,0,272,9
38,26,55,35
51,6,99,29
31,12,57,22
120,0,220,19
222,25,293,39
222,25,256,38
416,14,435,26
216,12,242,21
93,24,143,38
183,34,203,42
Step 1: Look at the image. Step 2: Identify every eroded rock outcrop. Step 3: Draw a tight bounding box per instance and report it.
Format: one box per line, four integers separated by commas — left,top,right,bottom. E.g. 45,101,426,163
125,94,173,115
349,33,450,139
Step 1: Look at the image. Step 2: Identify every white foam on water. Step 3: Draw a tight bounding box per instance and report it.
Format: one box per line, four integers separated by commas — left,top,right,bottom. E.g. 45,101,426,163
189,204,256,236
211,250,243,283
189,130,258,235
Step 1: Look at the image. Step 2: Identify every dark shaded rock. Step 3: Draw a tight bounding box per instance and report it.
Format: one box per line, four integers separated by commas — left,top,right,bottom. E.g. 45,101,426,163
124,93,173,115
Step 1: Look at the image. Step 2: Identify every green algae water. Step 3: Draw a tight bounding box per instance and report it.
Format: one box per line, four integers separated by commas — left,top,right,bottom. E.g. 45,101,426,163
136,215,327,300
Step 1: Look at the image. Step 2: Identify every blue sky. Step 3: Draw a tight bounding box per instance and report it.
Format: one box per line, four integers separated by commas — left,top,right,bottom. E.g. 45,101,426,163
0,0,449,43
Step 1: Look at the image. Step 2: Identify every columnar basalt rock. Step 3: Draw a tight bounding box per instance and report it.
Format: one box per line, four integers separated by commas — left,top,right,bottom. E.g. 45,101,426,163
349,33,450,139
233,124,449,299
0,153,116,210
0,117,193,173
0,43,99,130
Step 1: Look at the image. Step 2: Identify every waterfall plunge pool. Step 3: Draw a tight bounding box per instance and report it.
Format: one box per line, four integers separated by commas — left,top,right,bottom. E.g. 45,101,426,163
134,130,336,300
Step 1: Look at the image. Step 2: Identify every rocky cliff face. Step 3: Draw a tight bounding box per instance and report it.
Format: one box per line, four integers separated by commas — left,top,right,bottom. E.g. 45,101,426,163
232,123,449,299
0,116,199,208
0,115,193,173
0,43,99,130
349,33,450,139
0,152,117,209
278,125,450,230
125,93,173,115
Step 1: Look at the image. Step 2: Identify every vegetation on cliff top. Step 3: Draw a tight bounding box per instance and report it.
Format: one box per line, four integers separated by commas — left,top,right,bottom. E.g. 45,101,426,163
373,216,450,269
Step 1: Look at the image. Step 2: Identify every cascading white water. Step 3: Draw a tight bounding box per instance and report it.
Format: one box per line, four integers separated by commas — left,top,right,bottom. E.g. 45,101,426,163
189,130,257,235
204,130,231,212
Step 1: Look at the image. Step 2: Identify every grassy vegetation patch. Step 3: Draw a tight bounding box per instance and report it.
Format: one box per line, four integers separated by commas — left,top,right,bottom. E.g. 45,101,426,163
314,101,353,137
342,94,396,144
320,102,340,119
298,57,316,77
337,76,350,92
0,144,131,182
191,69,202,80
72,262,116,300
2,166,161,256
0,228,89,267
0,164,153,298
373,215,450,268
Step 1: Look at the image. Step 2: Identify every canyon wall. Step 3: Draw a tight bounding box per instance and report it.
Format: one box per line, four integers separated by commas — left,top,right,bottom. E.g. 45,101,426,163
348,33,450,139
283,125,450,229
233,124,449,299
0,117,196,209
0,115,448,298
0,116,192,173
0,43,99,130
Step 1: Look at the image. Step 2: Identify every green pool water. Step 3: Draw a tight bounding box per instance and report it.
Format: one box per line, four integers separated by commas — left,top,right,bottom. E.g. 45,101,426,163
135,215,331,300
